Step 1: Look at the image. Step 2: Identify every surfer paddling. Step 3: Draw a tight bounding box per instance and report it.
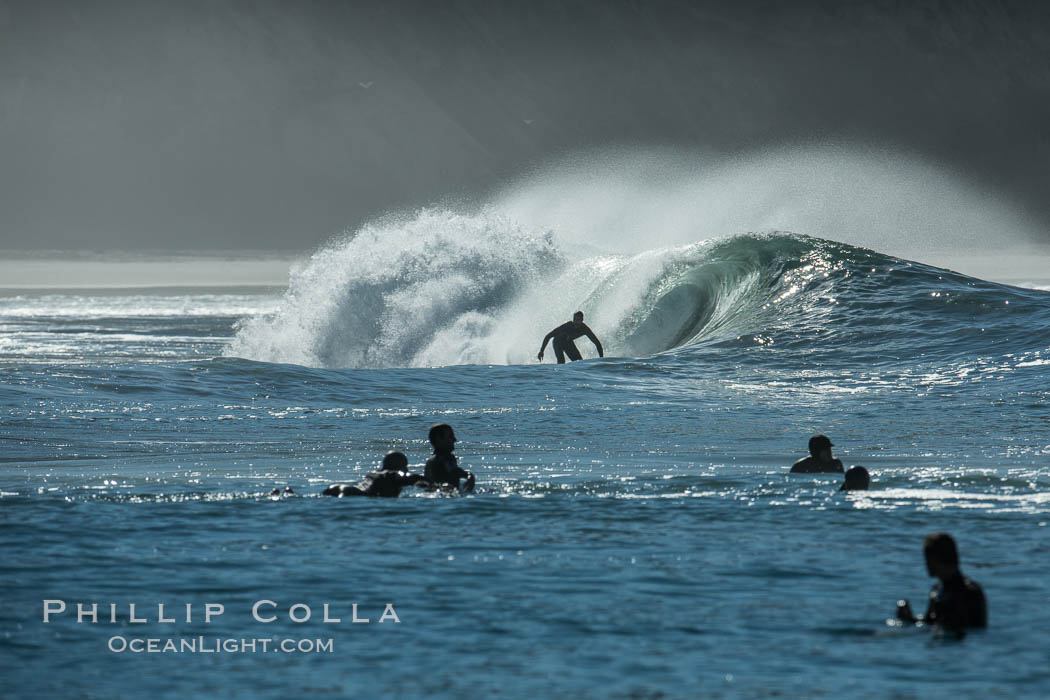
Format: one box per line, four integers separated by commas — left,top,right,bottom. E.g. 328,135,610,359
322,451,427,498
423,423,475,493
790,434,845,473
537,311,604,363
895,532,987,635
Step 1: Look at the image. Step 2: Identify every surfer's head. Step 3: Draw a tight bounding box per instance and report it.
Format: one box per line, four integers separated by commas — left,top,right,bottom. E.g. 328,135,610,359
923,532,960,578
382,450,409,473
428,423,457,453
572,311,584,325
840,465,870,491
808,434,833,459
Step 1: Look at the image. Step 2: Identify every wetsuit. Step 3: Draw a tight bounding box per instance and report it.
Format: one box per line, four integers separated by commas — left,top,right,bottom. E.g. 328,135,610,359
924,573,987,630
424,452,473,490
323,470,425,498
540,321,604,363
790,457,844,473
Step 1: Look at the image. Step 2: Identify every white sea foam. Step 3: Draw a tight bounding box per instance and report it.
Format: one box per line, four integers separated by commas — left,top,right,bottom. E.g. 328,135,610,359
228,145,1050,369
225,206,780,368
229,209,677,367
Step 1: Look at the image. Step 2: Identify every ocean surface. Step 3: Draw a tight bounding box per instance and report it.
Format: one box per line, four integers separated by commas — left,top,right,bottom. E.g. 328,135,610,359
3,218,1050,698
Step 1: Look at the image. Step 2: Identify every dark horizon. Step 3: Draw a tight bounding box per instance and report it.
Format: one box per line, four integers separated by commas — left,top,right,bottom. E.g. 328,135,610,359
2,0,1048,251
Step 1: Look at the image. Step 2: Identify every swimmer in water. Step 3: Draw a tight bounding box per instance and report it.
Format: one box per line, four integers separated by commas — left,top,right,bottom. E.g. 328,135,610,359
537,311,604,363
790,435,845,473
322,451,426,498
839,465,870,491
896,532,987,635
423,423,475,492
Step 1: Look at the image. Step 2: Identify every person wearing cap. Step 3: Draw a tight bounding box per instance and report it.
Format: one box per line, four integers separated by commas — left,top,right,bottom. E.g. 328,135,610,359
790,434,844,473
839,465,870,491
896,532,987,634
537,311,604,363
322,451,427,498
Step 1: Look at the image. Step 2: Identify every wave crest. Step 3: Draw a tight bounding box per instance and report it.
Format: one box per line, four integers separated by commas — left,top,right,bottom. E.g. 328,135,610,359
227,209,1050,368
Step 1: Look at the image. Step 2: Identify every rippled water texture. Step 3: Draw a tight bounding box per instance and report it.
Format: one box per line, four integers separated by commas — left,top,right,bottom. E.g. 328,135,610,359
3,232,1050,698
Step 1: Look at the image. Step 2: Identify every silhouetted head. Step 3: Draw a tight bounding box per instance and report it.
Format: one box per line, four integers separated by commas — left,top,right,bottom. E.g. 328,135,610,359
808,434,833,458
428,423,457,452
923,532,960,579
840,465,870,491
572,310,584,325
382,450,409,473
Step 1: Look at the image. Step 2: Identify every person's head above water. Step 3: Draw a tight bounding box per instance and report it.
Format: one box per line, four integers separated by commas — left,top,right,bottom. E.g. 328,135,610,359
808,434,834,459
381,450,409,473
923,532,960,579
840,465,870,491
572,310,584,324
428,423,457,453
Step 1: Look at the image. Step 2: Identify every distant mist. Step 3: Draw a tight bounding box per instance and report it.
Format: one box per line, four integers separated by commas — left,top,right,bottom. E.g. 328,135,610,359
1,0,1048,251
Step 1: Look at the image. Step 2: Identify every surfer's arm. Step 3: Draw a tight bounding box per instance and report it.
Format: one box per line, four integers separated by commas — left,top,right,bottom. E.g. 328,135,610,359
448,464,470,480
447,463,474,491
398,473,426,487
895,599,920,624
897,591,937,626
537,329,556,359
322,483,347,496
583,325,603,357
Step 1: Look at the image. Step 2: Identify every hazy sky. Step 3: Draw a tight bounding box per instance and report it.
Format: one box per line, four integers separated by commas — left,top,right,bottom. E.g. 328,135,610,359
1,0,1048,251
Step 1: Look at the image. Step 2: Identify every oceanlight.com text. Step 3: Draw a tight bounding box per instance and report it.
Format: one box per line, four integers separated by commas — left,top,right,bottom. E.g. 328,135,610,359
107,636,334,654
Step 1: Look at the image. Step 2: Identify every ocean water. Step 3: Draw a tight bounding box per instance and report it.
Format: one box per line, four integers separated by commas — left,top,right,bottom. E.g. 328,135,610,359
3,216,1050,698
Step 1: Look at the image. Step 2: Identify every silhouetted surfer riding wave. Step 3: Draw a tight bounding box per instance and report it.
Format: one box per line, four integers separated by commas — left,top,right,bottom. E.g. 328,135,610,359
537,311,604,363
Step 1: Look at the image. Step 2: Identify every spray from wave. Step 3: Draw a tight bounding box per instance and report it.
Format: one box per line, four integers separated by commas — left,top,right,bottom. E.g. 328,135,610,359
227,206,735,367
228,209,566,367
490,142,1044,258
228,145,1048,369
